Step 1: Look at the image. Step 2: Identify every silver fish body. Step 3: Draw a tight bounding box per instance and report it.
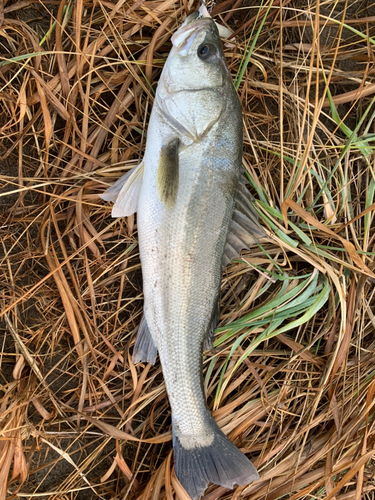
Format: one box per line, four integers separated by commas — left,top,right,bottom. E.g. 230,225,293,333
102,14,259,499
139,78,240,444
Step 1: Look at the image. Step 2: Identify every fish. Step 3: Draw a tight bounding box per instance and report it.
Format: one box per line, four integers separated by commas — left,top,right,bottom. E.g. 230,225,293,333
101,9,265,499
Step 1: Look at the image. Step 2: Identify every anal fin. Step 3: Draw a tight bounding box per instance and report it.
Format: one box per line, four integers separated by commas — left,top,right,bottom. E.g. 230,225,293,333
132,315,157,365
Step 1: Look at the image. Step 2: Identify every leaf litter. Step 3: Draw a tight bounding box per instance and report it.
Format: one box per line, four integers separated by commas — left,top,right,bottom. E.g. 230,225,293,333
0,0,375,499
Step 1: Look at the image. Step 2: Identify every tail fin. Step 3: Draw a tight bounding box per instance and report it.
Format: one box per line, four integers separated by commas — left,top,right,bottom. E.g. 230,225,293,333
173,420,259,500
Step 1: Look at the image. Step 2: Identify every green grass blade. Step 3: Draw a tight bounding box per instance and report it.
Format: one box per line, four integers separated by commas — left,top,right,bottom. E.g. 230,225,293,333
234,0,274,90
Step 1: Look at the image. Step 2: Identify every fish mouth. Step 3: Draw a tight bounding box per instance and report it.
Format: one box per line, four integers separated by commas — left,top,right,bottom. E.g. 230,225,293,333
171,17,214,54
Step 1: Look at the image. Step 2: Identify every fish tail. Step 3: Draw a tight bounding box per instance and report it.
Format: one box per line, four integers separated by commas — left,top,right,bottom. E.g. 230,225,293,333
173,417,259,500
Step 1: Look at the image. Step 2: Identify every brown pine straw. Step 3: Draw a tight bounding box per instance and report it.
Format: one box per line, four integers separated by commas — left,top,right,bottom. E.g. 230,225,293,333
1,1,375,499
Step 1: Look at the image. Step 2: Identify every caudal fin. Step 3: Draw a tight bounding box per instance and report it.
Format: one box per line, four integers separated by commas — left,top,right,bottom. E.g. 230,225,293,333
173,420,259,500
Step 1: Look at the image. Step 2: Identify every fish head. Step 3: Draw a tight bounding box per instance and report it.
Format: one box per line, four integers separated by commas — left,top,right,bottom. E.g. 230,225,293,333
156,16,235,140
161,17,227,94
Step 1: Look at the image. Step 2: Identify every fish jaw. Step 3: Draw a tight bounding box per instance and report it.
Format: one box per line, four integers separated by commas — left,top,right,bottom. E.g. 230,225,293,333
171,17,213,51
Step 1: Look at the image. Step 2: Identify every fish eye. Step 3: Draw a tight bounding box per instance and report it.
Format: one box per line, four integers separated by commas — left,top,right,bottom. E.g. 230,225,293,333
197,43,215,60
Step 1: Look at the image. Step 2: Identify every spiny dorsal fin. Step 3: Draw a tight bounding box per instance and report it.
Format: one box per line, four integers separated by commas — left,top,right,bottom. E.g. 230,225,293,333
223,180,270,267
100,161,144,217
157,138,179,209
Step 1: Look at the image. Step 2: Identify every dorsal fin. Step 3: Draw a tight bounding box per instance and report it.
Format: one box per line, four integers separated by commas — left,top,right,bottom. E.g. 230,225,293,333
223,180,269,267
203,292,221,351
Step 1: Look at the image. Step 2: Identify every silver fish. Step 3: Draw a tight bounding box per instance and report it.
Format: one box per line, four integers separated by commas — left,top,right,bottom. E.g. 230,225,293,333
101,12,263,499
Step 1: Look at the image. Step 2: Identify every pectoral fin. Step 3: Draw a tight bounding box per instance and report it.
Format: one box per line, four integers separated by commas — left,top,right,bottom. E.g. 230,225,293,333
157,138,179,209
223,180,270,267
100,161,144,217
